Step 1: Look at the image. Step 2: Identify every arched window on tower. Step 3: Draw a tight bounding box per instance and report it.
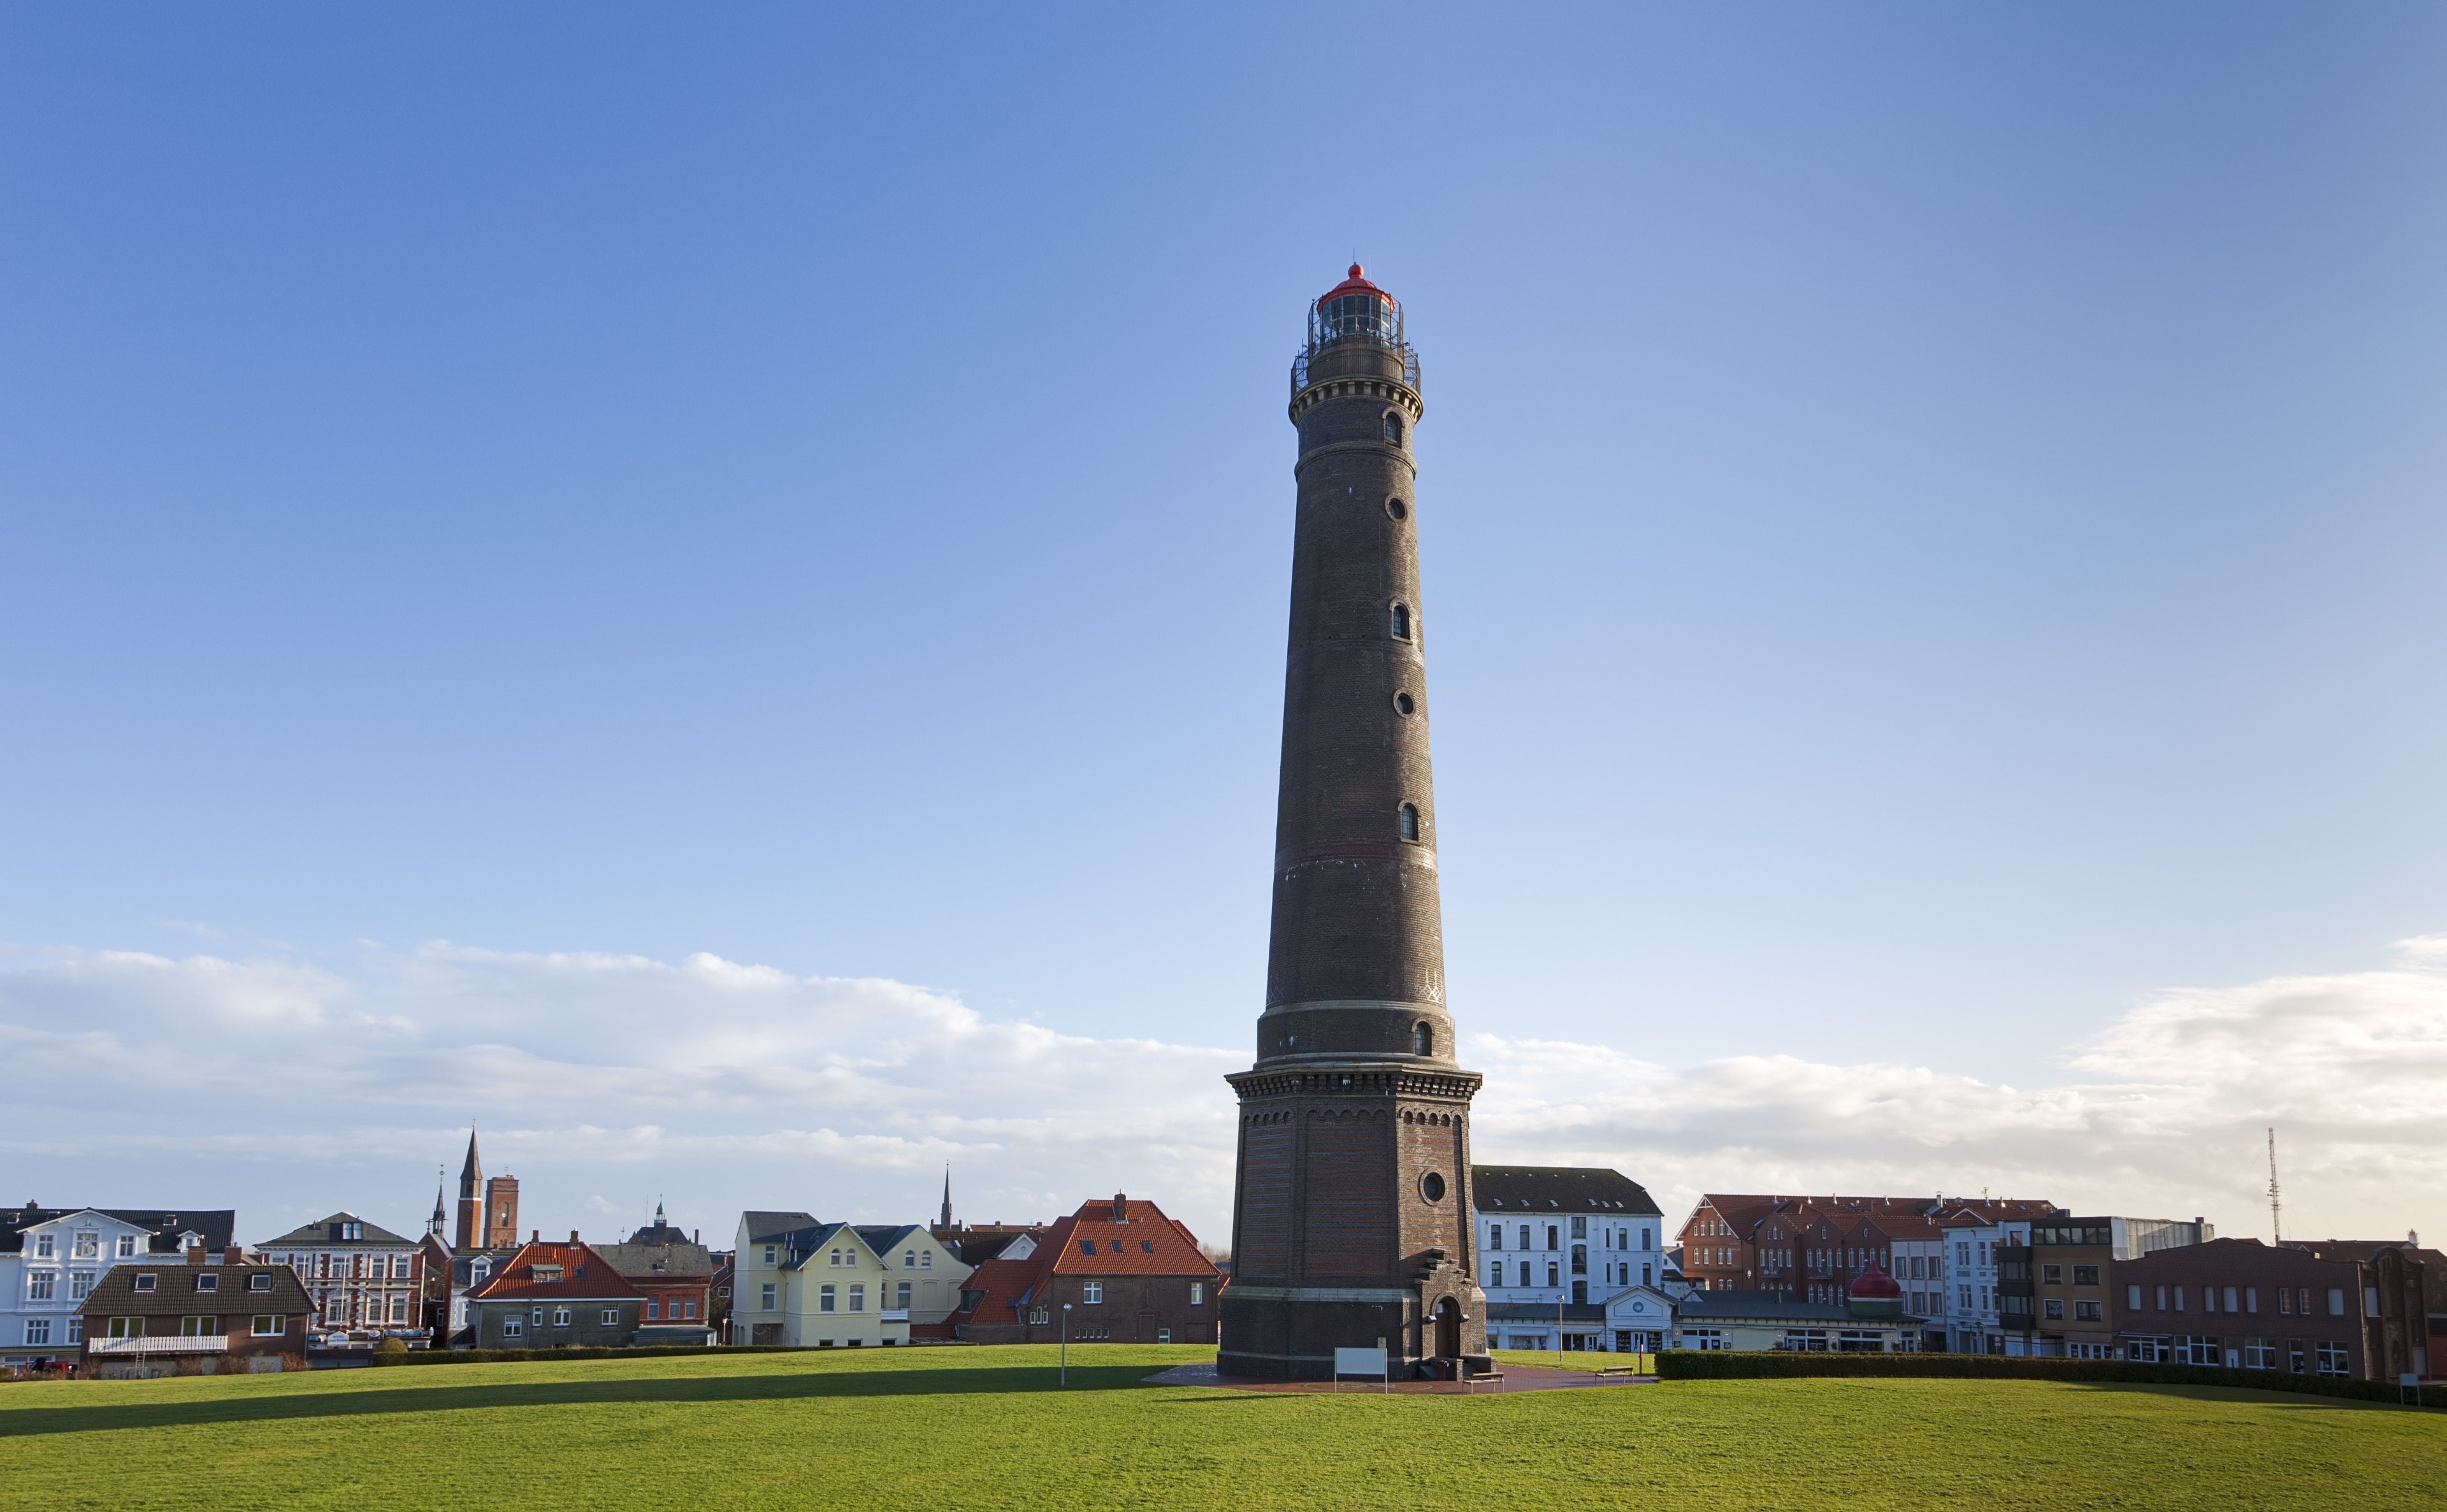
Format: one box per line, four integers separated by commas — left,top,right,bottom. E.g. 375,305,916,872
1391,603,1411,640
1399,803,1419,842
1383,413,1403,444
1413,1021,1433,1056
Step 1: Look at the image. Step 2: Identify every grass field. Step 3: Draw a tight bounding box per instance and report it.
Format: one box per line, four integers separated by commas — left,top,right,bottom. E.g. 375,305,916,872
4,1345,2439,1510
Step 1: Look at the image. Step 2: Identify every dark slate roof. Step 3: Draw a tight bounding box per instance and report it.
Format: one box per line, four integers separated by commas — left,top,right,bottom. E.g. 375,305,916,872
596,1241,713,1278
256,1212,419,1249
742,1211,820,1243
1488,1302,1608,1322
857,1224,925,1259
1472,1167,1661,1216
1675,1290,1858,1323
1,1207,237,1255
80,1262,312,1317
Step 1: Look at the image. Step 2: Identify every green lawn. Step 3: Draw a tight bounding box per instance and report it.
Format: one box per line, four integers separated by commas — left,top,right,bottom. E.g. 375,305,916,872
4,1346,2439,1509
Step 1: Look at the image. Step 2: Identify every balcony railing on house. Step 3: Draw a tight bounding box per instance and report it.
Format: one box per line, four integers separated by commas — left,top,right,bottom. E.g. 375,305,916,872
878,1309,909,1323
88,1334,229,1355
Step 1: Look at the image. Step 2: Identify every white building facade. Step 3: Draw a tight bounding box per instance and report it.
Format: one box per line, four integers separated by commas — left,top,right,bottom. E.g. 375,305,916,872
1473,1167,1666,1353
3,1207,233,1367
256,1213,426,1337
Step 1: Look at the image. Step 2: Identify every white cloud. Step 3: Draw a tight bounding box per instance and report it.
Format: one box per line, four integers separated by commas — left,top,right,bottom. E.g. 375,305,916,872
2,934,2440,1249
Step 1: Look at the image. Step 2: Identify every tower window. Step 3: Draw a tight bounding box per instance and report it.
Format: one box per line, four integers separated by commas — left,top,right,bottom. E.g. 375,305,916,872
1385,498,1408,521
1419,1172,1447,1202
1398,803,1419,841
1393,691,1414,716
1413,1021,1433,1055
1383,414,1403,444
1391,603,1411,640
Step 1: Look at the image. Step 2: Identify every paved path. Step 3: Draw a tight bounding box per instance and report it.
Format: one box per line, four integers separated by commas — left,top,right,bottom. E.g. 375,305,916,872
1143,1360,1653,1394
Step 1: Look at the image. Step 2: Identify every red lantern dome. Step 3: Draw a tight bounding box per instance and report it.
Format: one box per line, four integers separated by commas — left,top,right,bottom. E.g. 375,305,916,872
1316,262,1392,308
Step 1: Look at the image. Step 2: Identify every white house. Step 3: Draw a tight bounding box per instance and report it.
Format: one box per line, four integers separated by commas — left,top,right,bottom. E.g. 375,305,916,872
3,1206,235,1367
256,1212,426,1337
731,1212,972,1347
1474,1167,1665,1353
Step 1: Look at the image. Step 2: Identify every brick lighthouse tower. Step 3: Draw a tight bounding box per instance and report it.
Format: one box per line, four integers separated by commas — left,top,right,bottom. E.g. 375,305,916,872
1218,266,1485,1380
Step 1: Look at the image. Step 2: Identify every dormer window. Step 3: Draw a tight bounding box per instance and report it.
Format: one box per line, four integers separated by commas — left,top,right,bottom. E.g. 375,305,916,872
196,1273,218,1292
250,1273,272,1292
134,1274,157,1293
532,1264,564,1283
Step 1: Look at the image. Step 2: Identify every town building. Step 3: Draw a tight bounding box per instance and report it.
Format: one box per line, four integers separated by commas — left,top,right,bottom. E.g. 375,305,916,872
3,1205,235,1368
596,1205,714,1343
463,1235,647,1350
2277,1236,2441,1380
729,1211,974,1347
951,1193,1223,1346
1473,1166,1666,1353
77,1248,310,1378
1670,1270,1914,1353
2114,1236,2392,1377
2005,1213,2212,1357
256,1212,426,1337
1222,265,1485,1380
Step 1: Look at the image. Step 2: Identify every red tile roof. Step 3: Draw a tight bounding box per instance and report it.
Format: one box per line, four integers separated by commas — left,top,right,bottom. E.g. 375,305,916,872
466,1241,646,1303
946,1196,1220,1331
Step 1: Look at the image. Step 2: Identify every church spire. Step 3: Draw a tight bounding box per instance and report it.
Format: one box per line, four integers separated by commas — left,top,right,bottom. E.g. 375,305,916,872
939,1164,954,1230
428,1165,447,1237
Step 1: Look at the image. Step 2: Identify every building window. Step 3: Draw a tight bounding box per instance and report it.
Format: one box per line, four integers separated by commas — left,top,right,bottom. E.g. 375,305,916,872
1383,414,1403,444
2242,1337,2276,1369
64,1318,82,1344
115,1235,137,1258
1386,497,1408,521
819,1286,836,1313
32,1234,53,1259
1190,1283,1204,1306
252,1315,285,1337
2072,1265,2100,1286
829,1250,841,1267
2242,1286,2258,1314
2042,1264,2062,1285
107,1317,143,1339
196,1274,218,1293
502,1318,524,1339
1642,1228,1651,1249
1489,1226,1503,1251
2074,1299,2102,1321
1571,1244,1587,1275
389,1295,408,1323
1391,603,1411,641
647,1300,660,1320
2315,1341,2350,1376
1420,1172,1447,1202
72,1232,98,1260
1083,1283,1104,1305
552,1308,571,1327
1519,1226,1532,1249
1571,1217,1588,1241
849,1286,865,1313
1547,1262,1560,1288
760,1283,777,1311
2327,1288,2346,1316
602,1309,619,1326
1157,1327,1172,1344
684,1300,697,1319
762,1245,776,1264
1079,1240,1096,1256
180,1316,215,1337
1393,691,1415,716
27,1272,55,1300
1519,1262,1531,1286
1399,803,1419,841
23,1320,50,1346
2043,1299,2064,1320
904,1252,916,1269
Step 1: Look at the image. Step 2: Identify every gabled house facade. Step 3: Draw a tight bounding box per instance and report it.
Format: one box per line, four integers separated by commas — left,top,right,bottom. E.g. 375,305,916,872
464,1237,647,1350
77,1249,311,1378
3,1205,235,1367
598,1207,715,1344
255,1212,426,1337
727,1211,972,1347
949,1193,1222,1346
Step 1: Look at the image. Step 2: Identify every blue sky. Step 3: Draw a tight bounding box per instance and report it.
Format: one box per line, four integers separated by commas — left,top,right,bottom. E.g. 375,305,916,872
4,5,2443,1246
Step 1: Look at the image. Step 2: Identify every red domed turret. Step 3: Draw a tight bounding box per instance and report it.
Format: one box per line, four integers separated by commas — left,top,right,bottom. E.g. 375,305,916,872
1317,263,1392,308
1847,1262,1903,1319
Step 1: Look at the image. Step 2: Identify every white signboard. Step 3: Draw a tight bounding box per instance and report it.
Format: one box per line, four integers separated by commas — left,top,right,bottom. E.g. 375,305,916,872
1332,1346,1390,1392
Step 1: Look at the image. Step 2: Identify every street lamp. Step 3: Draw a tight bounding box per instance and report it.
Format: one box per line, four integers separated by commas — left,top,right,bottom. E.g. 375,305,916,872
1060,1302,1072,1386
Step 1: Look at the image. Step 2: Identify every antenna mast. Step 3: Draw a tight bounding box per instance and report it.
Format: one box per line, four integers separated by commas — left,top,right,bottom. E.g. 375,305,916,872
2266,1127,2282,1244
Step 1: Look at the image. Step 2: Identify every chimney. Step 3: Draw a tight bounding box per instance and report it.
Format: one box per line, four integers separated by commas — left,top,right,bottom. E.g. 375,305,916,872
531,1229,540,1242
1112,1192,1127,1222
224,1245,245,1266
185,1244,208,1266
570,1230,581,1244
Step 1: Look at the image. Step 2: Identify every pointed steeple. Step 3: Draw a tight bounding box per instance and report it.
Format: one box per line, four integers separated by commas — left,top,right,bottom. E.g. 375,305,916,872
428,1165,447,1237
458,1124,482,1198
939,1163,954,1230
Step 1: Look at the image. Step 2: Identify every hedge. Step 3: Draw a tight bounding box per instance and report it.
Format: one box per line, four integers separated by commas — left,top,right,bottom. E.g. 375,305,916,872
1652,1349,2441,1408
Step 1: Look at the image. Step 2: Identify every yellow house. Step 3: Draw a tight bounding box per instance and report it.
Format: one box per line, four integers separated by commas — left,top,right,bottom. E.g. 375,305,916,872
730,1213,971,1346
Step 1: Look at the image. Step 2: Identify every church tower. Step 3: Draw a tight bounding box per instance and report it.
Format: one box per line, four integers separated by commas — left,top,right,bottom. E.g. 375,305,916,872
1218,266,1485,1380
454,1128,482,1251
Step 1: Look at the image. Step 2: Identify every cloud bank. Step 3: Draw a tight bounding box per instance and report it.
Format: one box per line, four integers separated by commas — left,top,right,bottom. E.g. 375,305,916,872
4,934,2439,1249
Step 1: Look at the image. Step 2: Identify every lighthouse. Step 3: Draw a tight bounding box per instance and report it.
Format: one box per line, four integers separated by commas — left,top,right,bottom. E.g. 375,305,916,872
1218,266,1486,1379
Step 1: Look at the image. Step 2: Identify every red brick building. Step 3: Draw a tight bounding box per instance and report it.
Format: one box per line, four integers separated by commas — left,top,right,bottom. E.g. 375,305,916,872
949,1194,1222,1346
78,1248,312,1378
464,1235,649,1350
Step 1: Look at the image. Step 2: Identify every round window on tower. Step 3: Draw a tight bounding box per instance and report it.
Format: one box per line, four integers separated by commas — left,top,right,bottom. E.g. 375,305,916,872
1385,497,1408,521
1394,691,1414,716
1420,1172,1447,1203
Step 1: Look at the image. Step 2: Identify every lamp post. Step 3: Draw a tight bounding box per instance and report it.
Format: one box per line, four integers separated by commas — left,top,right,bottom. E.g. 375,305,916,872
1060,1302,1072,1387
